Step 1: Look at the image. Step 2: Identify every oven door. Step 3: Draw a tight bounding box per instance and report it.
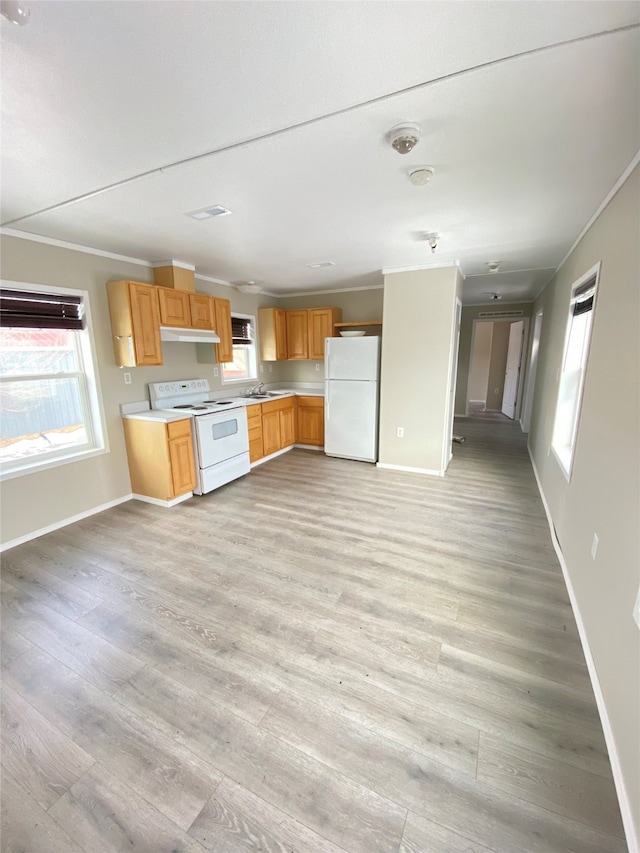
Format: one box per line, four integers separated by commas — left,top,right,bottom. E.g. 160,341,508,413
194,407,249,469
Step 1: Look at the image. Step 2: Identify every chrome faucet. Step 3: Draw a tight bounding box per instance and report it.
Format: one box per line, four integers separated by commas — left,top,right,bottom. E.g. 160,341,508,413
248,382,265,395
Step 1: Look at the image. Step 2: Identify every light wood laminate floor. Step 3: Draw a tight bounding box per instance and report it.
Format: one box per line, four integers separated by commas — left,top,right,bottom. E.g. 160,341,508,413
1,417,627,853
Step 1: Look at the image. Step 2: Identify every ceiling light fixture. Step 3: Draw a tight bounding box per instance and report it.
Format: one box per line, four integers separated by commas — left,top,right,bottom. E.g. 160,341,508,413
423,232,439,253
483,292,503,300
235,281,262,294
1,0,30,25
408,167,434,186
387,123,422,155
306,261,335,269
186,205,232,220
487,261,501,273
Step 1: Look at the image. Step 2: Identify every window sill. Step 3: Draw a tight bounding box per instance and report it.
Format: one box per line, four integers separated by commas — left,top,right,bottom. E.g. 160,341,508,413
550,443,573,483
0,445,109,482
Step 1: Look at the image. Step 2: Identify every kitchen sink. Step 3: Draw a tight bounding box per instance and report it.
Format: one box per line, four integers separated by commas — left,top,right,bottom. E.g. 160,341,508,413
246,392,285,399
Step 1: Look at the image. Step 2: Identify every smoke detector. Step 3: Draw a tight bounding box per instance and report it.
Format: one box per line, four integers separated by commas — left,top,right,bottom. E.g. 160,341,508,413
387,123,422,155
408,167,434,186
487,261,501,273
423,232,439,253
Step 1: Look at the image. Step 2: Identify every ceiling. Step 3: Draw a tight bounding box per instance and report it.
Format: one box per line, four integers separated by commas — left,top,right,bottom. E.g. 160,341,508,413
2,2,639,304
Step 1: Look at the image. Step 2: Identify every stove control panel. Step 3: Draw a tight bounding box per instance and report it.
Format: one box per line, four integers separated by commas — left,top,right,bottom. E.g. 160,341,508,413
149,379,210,402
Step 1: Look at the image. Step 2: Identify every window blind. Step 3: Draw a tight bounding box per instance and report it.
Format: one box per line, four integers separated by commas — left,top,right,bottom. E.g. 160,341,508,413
231,317,252,345
571,275,597,317
0,289,85,330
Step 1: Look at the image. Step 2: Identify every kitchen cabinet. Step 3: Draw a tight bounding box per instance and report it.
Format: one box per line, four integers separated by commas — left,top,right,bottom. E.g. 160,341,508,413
189,293,214,329
297,396,324,446
286,310,309,359
258,308,288,361
308,308,342,359
123,417,196,502
107,280,162,367
246,404,263,463
259,396,297,458
214,297,233,363
157,287,191,327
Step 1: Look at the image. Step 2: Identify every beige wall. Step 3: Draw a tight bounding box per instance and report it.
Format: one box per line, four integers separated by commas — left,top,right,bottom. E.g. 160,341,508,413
0,235,277,545
484,322,511,411
528,166,640,843
379,266,459,474
455,302,533,415
468,322,493,402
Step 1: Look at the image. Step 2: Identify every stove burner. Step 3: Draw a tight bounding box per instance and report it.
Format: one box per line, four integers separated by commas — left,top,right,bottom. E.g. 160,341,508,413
204,400,234,406
173,404,194,409
191,406,208,411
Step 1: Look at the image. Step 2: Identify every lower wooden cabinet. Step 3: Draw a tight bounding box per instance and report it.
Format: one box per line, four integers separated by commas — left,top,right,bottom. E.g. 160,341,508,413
261,409,281,457
297,396,324,446
246,404,264,463
123,417,196,502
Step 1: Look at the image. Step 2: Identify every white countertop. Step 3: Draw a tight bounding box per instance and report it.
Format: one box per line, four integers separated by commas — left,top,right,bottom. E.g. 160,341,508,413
123,410,194,423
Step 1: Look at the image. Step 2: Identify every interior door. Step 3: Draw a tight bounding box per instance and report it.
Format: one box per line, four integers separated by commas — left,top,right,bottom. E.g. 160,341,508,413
445,299,462,467
502,320,524,419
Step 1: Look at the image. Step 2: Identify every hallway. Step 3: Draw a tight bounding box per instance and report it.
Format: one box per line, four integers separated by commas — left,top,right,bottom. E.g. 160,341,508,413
1,420,626,853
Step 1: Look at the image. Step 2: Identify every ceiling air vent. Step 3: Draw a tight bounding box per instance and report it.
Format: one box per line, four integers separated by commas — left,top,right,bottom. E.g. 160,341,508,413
186,205,232,220
307,261,335,269
478,310,524,319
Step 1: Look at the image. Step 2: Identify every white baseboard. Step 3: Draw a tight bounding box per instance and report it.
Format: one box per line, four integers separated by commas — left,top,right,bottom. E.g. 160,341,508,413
250,445,292,468
528,445,638,853
0,494,133,552
377,462,444,477
132,492,192,507
294,444,323,452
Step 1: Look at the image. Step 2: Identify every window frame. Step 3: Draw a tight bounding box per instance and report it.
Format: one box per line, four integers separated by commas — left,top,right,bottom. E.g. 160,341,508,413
0,281,108,481
221,312,259,386
550,262,600,482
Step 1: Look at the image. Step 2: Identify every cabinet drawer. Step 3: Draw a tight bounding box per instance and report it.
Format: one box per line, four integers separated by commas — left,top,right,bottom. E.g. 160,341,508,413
296,396,323,408
246,404,263,423
248,423,263,443
167,419,192,440
261,396,295,415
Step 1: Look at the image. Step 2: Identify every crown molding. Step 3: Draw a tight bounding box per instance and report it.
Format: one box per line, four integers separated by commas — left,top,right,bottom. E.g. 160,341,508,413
276,284,384,299
0,227,154,266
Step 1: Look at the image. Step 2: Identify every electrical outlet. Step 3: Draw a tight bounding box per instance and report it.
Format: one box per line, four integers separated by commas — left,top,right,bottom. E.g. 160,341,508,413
259,364,264,373
494,387,500,394
268,365,273,372
396,427,404,438
213,366,219,377
123,372,132,385
590,534,599,560
633,586,640,630
315,363,320,371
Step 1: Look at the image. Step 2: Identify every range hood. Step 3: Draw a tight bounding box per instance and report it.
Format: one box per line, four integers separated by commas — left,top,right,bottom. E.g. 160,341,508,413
160,326,220,343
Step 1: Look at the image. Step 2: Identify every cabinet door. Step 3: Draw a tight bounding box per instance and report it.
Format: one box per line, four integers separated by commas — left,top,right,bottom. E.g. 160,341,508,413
297,398,324,446
280,407,296,448
308,309,336,360
261,410,281,457
274,309,288,360
286,310,309,359
157,287,191,327
214,298,233,363
189,294,214,329
129,282,162,366
169,434,196,496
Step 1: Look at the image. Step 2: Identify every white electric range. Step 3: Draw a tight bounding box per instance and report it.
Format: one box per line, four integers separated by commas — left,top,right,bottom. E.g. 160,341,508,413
149,379,249,495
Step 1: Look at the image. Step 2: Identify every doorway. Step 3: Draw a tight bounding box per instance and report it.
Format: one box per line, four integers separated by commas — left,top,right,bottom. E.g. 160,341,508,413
466,317,530,420
521,309,543,433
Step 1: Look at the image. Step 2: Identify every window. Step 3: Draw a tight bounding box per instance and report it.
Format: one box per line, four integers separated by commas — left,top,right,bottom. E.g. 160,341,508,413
551,264,599,481
0,283,106,479
221,314,258,384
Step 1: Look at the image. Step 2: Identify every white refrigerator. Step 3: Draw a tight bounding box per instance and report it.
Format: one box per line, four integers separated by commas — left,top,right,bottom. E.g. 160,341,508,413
324,336,381,463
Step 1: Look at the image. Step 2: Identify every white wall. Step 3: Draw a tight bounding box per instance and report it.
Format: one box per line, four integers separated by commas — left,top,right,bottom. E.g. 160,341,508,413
527,165,640,847
378,266,460,474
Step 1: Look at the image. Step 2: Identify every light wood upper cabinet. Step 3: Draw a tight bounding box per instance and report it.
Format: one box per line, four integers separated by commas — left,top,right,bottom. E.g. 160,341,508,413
286,310,309,360
297,396,324,446
214,297,233,363
258,308,288,361
308,307,342,359
124,416,195,502
107,280,162,367
158,287,191,327
189,293,214,330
